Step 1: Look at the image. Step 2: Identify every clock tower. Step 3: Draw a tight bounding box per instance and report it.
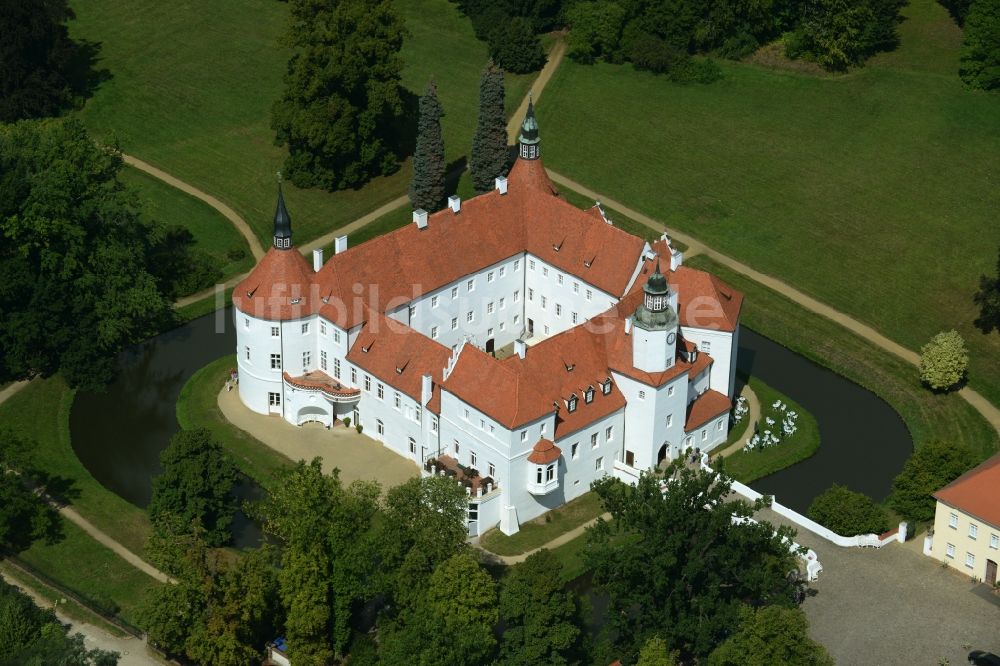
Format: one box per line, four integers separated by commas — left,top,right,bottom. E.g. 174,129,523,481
632,261,679,373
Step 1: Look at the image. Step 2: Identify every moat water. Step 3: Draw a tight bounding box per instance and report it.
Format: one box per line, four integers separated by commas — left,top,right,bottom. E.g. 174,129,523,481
69,309,912,547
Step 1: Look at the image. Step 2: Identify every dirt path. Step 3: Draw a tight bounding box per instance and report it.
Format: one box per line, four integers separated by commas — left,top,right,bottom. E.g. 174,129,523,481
1,571,164,666
545,169,1000,436
122,154,265,261
506,38,567,142
482,511,611,565
713,384,761,459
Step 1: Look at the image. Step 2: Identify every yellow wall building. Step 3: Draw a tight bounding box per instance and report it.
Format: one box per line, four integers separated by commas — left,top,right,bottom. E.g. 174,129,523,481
927,452,1000,586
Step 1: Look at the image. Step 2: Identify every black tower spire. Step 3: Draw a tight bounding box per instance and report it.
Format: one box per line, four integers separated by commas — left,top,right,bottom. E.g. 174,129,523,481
273,179,292,250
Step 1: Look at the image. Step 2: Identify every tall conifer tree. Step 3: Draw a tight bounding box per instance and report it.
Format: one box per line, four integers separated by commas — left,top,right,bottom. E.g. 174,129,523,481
960,0,1000,90
469,60,508,192
409,82,446,212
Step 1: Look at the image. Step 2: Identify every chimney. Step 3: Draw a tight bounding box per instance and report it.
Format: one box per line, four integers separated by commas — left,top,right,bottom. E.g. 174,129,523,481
514,339,526,359
312,248,323,272
413,209,428,229
495,176,508,195
670,247,684,271
448,195,461,214
334,235,348,254
421,374,433,406
624,318,632,335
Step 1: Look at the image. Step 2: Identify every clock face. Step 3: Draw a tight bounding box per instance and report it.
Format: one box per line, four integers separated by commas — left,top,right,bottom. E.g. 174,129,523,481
667,332,676,345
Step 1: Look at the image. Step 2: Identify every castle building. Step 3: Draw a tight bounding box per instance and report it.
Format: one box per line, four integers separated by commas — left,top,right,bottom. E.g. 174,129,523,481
232,104,744,535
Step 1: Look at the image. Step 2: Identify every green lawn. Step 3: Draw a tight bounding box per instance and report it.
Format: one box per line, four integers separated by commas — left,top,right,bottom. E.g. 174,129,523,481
539,0,1000,408
719,376,821,484
69,0,540,249
15,519,161,628
479,492,604,556
176,355,293,488
120,166,254,279
0,378,151,555
688,255,999,460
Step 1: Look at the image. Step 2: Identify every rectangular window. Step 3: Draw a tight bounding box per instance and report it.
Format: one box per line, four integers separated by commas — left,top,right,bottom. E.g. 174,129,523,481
270,353,281,370
544,325,550,335
268,392,281,406
596,456,604,471
546,464,555,481
499,297,505,309
320,350,328,371
246,346,251,361
394,392,401,410
334,330,341,344
302,351,311,370
431,295,439,308
454,440,460,455
377,419,384,436
591,433,598,448
513,290,520,303
301,323,309,334
351,368,357,384
409,437,416,454
990,534,998,549
514,259,520,271
320,321,327,335
572,312,578,324
949,512,958,528
702,341,712,353
520,430,527,442
528,288,534,301
529,259,535,270
666,414,673,427
499,266,506,278
464,409,470,421
541,296,547,309
487,302,494,314
467,311,474,323
488,462,496,477
271,326,279,337
639,390,646,399
717,420,724,431
965,552,975,568
431,326,439,339
467,279,474,292
606,426,613,441
452,317,458,330
377,383,384,400
500,322,506,331
573,282,579,294
542,266,549,277
431,417,438,433
333,358,341,379
555,303,562,316
946,543,955,558
558,273,564,285
514,314,520,325
571,442,579,459
470,451,477,467
365,375,371,391
451,286,458,299
487,271,494,283
667,386,675,397
480,419,485,430
487,327,494,337
415,405,421,423
701,429,708,441
408,305,416,319
541,422,546,436
970,524,979,539
244,317,250,329
586,289,593,301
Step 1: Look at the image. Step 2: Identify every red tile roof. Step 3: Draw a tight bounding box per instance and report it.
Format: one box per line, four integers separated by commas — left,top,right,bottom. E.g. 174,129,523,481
527,439,562,464
233,247,315,320
345,308,451,409
443,345,552,428
933,451,1000,529
282,370,360,399
685,390,732,432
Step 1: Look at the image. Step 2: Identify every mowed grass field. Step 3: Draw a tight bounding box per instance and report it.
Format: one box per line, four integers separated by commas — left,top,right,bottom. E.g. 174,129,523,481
68,0,539,250
538,0,1000,407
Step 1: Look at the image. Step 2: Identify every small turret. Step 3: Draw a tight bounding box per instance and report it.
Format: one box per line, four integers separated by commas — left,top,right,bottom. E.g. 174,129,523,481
273,181,292,250
632,260,679,372
518,95,540,161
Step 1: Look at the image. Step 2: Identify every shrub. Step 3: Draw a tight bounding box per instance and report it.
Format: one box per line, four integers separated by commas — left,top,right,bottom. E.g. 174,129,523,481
356,424,363,434
807,484,890,536
959,0,1000,90
919,330,969,391
566,1,627,64
342,417,351,428
889,440,977,523
786,0,906,71
489,17,547,74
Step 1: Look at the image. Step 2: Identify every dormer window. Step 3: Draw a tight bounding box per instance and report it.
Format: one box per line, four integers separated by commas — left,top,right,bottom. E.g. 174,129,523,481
601,378,612,395
584,386,594,403
567,395,578,412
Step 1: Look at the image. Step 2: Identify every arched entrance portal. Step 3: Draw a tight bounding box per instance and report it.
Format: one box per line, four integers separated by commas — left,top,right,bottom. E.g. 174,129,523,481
657,443,669,465
486,338,495,356
297,405,329,426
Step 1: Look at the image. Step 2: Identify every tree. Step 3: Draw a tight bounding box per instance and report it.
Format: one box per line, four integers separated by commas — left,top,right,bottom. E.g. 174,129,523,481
254,459,380,663
497,549,582,665
147,429,240,547
973,247,1000,333
939,0,974,24
807,484,890,536
0,119,175,390
919,330,969,391
566,1,628,64
707,605,834,666
409,82,446,212
0,430,60,554
0,0,80,122
489,17,547,74
1,577,119,665
469,60,508,193
379,552,498,666
271,0,407,190
786,0,906,70
960,0,1000,90
585,461,805,662
636,637,678,666
889,440,977,523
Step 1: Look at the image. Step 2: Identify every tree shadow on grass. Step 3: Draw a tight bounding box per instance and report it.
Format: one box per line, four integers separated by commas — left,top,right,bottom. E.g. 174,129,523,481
64,38,112,104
